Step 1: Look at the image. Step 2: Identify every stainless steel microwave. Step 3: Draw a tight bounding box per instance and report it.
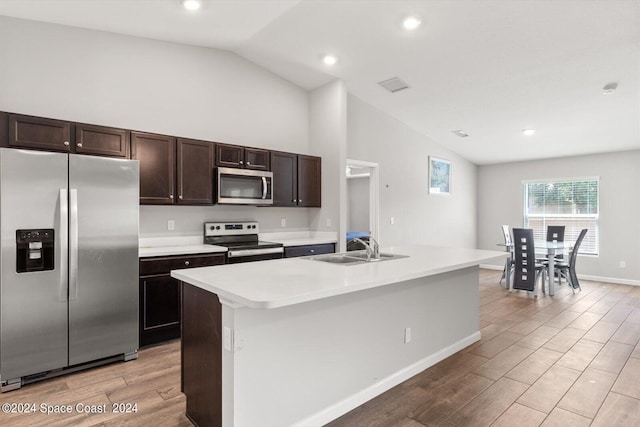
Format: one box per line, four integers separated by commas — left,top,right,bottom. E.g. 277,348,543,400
215,167,273,205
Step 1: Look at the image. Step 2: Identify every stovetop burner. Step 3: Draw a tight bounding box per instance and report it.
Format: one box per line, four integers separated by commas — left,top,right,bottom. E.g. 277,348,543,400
203,221,283,251
203,221,284,263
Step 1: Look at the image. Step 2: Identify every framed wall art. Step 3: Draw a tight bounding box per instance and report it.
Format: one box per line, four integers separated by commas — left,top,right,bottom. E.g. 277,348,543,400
428,156,451,195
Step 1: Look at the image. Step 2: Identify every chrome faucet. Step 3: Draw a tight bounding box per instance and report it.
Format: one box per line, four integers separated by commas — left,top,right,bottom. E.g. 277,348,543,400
353,237,380,261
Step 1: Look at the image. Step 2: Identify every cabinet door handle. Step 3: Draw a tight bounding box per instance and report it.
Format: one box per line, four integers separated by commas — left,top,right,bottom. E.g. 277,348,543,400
169,194,174,199
293,199,297,203
179,195,183,200
63,141,70,147
310,249,315,253
77,142,83,148
185,260,190,266
299,199,302,203
239,160,244,165
247,161,251,166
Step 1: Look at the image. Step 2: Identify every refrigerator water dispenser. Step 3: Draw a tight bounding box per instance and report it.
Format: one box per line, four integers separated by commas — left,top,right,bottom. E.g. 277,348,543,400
16,229,54,273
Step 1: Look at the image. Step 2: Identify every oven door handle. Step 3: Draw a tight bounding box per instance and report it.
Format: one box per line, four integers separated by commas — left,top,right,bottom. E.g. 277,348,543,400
227,247,284,258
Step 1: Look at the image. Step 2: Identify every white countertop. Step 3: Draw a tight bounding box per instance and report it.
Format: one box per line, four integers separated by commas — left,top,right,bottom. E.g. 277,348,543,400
172,245,507,309
139,235,227,257
139,231,337,257
139,244,227,258
261,231,337,247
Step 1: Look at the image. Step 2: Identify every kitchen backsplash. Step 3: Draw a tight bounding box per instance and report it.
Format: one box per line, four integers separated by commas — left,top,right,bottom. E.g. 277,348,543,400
139,205,312,237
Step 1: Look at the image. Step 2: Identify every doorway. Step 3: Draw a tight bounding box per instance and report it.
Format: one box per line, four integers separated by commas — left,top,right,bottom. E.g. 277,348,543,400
345,159,379,250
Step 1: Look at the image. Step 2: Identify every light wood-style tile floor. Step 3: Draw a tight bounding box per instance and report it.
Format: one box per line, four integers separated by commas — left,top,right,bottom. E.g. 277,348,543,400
1,269,639,427
0,340,190,426
329,269,640,426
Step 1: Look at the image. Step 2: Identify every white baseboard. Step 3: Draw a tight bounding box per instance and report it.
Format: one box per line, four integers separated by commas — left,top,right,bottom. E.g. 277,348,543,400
577,275,640,287
479,264,640,287
293,331,482,427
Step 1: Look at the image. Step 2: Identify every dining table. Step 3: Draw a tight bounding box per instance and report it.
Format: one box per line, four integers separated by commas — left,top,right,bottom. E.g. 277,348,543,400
535,240,573,296
498,240,573,297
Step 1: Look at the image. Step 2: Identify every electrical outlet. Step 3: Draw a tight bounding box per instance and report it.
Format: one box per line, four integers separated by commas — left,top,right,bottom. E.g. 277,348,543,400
390,217,395,225
619,261,626,268
281,218,286,227
404,327,411,344
326,218,332,227
167,220,175,231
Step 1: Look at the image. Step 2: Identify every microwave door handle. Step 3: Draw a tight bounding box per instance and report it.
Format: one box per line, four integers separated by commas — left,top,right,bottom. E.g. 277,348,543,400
262,176,267,200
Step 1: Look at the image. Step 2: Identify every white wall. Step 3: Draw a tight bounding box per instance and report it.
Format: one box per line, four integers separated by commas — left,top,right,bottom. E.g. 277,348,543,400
0,16,312,235
478,150,640,284
347,95,478,249
347,177,370,232
309,80,347,250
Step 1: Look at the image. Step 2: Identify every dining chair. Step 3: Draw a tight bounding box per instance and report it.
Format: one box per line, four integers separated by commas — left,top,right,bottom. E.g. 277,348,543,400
538,225,567,284
556,229,588,293
499,225,515,285
512,228,547,293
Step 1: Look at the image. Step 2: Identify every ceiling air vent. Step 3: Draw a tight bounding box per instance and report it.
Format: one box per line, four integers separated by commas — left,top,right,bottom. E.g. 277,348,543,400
378,77,409,93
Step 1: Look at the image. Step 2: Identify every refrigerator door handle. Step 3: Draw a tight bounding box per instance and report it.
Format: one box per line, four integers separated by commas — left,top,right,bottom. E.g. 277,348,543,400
59,189,69,302
69,188,79,301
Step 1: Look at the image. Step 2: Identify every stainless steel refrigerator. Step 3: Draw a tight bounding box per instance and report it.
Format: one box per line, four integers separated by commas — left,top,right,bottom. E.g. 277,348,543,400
0,148,139,391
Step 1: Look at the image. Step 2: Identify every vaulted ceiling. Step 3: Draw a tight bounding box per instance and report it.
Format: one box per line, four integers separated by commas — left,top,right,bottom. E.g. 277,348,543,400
1,0,638,164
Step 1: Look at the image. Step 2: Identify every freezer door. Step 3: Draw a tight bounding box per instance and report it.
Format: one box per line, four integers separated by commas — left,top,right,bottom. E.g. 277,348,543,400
68,155,139,365
0,148,69,380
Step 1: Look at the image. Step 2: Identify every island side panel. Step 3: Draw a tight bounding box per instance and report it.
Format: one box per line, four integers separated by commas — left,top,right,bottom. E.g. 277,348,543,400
182,282,222,427
228,266,480,427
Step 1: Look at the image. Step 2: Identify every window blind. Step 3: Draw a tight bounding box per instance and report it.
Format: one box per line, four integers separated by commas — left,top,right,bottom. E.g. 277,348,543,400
523,178,599,255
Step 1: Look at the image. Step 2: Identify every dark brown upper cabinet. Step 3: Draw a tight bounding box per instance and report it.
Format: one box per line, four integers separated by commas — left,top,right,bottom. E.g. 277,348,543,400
216,143,270,170
0,112,8,147
75,123,129,158
297,155,322,207
132,131,176,205
271,151,321,207
8,114,71,152
177,138,214,205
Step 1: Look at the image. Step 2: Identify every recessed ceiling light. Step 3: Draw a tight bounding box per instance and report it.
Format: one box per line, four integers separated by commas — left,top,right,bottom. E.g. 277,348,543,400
522,129,536,136
181,0,201,11
322,55,338,66
602,82,618,95
402,16,422,30
452,130,469,138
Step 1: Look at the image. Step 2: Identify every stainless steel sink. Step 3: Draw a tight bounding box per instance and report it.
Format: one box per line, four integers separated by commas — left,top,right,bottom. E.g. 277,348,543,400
345,252,408,261
307,251,408,265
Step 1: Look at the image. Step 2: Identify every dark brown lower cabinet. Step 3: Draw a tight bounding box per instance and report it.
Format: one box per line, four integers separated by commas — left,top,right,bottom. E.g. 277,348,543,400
139,254,224,347
139,275,181,346
182,283,222,427
284,243,335,258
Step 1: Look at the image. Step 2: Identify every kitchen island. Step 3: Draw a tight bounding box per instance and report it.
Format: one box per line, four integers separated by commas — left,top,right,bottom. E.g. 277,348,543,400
172,245,506,427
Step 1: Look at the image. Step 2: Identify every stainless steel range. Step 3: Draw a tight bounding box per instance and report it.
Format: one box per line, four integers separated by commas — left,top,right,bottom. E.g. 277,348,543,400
204,221,283,263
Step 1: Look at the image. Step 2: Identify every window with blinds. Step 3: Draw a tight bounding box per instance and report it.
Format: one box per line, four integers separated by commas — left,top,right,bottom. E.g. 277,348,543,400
523,178,599,255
